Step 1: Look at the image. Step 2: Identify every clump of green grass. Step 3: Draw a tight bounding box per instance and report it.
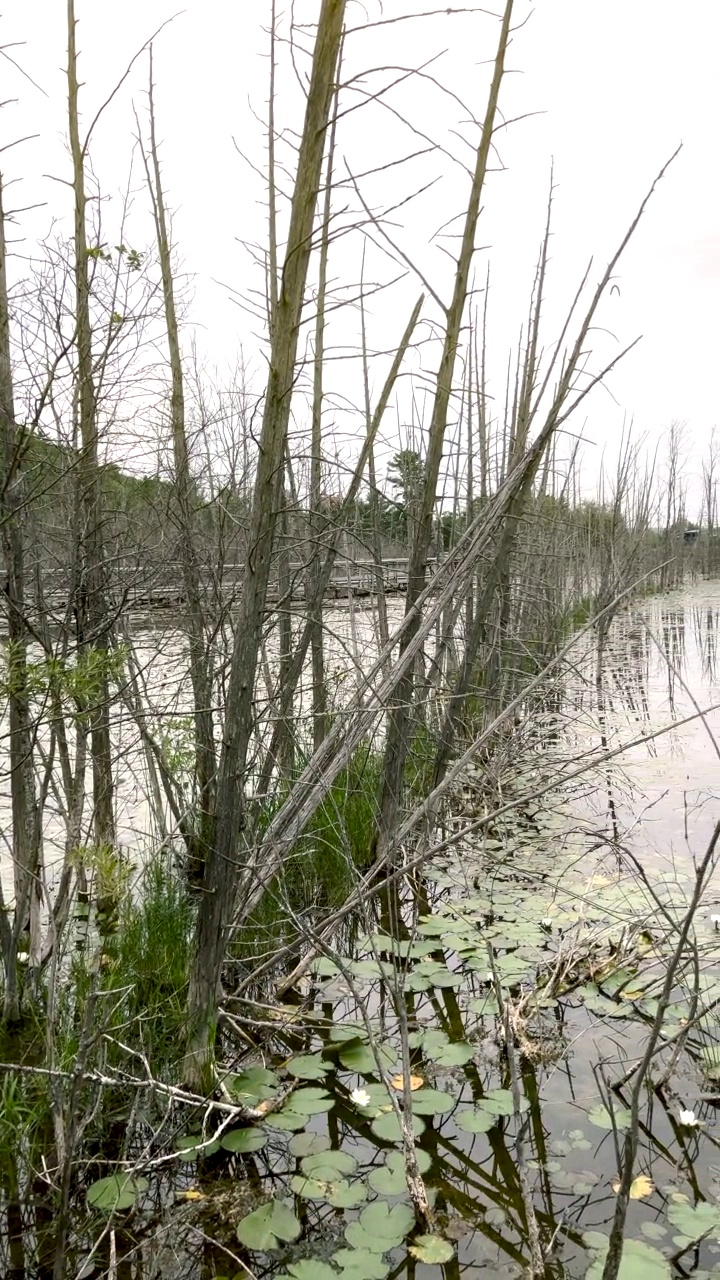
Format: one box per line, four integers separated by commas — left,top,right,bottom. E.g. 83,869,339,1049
0,1012,59,1205
567,593,596,630
405,721,438,801
0,1060,53,1195
0,862,194,1218
303,744,382,881
102,856,194,1076
234,745,382,970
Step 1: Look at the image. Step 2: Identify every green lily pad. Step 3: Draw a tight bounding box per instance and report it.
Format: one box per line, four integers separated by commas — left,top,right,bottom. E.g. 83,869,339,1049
410,1087,454,1116
277,1263,338,1280
345,1201,415,1253
553,1168,599,1194
406,965,463,992
456,1107,496,1133
579,987,630,1018
640,1222,668,1241
416,916,451,936
287,1089,335,1116
291,1175,367,1209
326,1181,368,1210
575,1176,600,1196
584,1234,671,1278
221,1127,268,1154
236,1199,301,1251
291,1085,332,1103
87,1174,148,1212
368,1163,406,1196
264,1109,310,1131
432,1041,475,1067
290,1175,329,1201
352,959,396,980
406,940,438,958
370,1111,426,1142
227,1066,279,1105
361,1199,415,1239
174,1133,220,1161
486,1206,508,1228
339,1042,396,1074
289,1131,331,1158
231,1066,278,1087
329,1023,373,1042
344,1224,388,1255
426,968,464,988
409,1234,455,1263
587,1104,632,1131
312,957,342,976
494,954,532,983
368,1148,432,1194
416,1029,448,1051
482,1087,529,1117
667,1200,720,1240
286,1053,329,1080
332,1248,390,1279
404,972,434,993
302,1149,358,1180
599,967,639,997
469,993,499,1016
568,1129,593,1151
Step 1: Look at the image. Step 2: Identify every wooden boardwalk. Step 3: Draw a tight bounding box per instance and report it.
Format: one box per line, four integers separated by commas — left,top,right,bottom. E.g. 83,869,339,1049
39,557,440,612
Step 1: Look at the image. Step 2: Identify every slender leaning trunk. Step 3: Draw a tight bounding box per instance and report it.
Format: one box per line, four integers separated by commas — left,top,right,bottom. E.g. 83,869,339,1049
184,0,347,1090
144,61,216,866
376,0,515,856
67,0,115,849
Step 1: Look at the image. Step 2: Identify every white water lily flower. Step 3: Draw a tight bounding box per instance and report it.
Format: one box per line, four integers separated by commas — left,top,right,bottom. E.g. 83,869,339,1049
541,918,553,929
350,1088,371,1108
678,1109,699,1127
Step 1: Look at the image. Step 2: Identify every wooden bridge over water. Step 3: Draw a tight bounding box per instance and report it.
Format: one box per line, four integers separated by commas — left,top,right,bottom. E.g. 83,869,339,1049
40,557,441,613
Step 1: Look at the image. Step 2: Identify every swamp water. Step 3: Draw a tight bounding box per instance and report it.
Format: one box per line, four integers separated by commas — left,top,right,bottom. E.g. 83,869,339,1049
0,597,405,901
6,584,720,1279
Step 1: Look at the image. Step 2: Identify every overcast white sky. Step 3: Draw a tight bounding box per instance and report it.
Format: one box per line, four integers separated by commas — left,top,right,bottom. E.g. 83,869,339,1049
2,1,719,510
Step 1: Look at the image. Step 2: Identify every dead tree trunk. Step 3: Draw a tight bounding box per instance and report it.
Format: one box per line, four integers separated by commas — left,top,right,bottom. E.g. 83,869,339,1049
0,176,43,1021
142,58,216,868
184,0,348,1090
375,0,515,858
67,0,115,850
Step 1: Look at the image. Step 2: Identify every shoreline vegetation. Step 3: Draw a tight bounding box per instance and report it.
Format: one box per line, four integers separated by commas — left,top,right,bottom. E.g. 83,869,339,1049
1,2,720,1277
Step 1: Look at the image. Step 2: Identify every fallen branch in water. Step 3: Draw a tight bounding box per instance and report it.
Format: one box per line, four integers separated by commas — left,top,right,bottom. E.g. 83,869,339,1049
0,1054,292,1125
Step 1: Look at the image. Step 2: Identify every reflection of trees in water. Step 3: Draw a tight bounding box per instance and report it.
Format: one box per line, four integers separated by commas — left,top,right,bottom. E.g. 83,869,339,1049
563,610,656,838
567,614,652,731
600,611,653,741
660,606,686,716
594,613,654,843
693,605,720,686
576,609,661,839
605,598,720,728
